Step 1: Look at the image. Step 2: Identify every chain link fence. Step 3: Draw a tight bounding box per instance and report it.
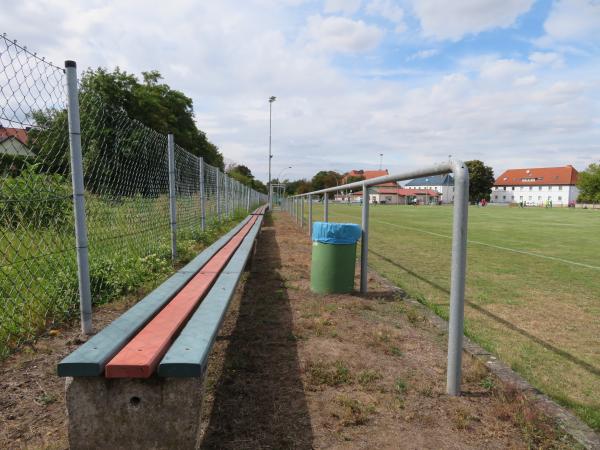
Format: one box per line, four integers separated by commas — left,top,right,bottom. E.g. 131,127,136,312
0,34,266,358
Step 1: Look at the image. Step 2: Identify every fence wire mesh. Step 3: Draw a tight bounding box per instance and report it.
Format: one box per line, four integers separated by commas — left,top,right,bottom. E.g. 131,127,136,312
0,34,266,358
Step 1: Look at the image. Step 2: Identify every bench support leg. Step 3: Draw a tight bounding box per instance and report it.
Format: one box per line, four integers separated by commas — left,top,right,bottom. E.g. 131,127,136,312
66,376,203,450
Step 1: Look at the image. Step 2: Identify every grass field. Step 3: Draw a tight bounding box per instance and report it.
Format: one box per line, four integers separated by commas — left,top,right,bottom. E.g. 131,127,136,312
305,203,600,430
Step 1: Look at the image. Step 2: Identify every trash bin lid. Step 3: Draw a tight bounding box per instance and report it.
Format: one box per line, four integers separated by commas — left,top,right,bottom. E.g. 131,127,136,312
311,222,361,244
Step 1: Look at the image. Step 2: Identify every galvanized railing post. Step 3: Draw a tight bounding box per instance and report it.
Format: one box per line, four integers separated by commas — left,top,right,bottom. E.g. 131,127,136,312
247,186,251,211
300,196,304,228
360,183,369,294
216,170,221,221
308,194,313,237
447,161,469,396
324,194,329,222
65,60,93,335
167,134,177,262
199,157,206,232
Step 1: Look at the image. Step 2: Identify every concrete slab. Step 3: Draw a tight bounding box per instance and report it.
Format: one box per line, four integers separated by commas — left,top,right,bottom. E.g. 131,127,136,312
65,376,203,449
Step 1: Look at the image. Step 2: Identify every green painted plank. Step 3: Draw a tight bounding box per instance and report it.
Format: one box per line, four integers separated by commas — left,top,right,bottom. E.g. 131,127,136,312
57,216,252,377
157,216,263,377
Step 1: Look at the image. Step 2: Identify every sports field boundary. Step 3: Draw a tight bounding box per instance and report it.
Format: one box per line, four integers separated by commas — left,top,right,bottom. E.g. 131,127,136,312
332,210,600,271
369,269,600,449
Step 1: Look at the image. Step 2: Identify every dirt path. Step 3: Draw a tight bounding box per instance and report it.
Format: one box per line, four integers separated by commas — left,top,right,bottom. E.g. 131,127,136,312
0,212,577,449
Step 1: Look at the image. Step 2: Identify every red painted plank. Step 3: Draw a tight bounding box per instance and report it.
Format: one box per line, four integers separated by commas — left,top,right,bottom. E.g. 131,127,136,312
105,216,258,378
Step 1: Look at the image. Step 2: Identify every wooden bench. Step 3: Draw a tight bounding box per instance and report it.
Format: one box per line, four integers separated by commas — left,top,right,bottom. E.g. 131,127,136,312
58,205,267,450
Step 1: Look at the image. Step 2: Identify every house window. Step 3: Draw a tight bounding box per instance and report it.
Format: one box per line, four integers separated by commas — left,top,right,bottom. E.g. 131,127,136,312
529,186,533,190
538,196,542,201
494,195,498,200
538,186,542,190
559,186,563,190
502,195,506,200
511,187,515,190
503,187,506,191
558,196,562,201
528,196,532,201
519,196,523,201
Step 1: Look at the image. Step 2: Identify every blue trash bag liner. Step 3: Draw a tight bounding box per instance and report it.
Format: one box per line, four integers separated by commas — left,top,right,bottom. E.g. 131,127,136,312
311,221,362,244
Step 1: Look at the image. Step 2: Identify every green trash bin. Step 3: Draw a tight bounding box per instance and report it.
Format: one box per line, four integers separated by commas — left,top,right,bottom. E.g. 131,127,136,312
310,221,362,294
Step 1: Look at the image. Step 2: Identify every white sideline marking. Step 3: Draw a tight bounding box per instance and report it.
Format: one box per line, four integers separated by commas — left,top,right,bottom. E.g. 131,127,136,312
331,211,600,271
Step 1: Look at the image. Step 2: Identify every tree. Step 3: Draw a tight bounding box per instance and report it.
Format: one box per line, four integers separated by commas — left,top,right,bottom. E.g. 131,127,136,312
346,175,365,184
577,163,600,203
79,67,224,169
226,164,267,194
311,171,341,191
285,179,311,195
465,160,494,203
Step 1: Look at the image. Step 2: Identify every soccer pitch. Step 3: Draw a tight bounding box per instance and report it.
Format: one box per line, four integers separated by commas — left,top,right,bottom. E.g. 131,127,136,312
306,203,600,430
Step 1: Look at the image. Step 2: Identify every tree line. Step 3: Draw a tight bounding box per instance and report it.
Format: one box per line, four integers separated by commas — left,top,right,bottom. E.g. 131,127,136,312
275,161,496,203
8,67,265,195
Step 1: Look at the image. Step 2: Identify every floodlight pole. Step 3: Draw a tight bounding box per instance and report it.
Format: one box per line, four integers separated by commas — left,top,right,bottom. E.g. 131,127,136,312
268,96,276,209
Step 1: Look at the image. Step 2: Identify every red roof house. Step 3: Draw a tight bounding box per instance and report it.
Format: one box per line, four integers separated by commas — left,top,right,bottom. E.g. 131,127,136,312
494,165,578,187
0,127,29,145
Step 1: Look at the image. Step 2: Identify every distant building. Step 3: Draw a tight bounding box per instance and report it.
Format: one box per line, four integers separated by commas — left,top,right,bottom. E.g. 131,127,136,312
340,169,390,185
352,187,440,205
0,127,33,158
404,174,454,203
491,165,579,206
335,169,396,202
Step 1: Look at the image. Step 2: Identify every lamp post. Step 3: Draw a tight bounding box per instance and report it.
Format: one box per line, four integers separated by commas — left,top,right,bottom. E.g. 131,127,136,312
268,96,276,209
379,153,383,170
277,165,292,180
274,165,291,207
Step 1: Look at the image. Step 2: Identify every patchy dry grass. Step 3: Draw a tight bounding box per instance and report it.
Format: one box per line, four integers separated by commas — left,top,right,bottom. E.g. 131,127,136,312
313,203,600,430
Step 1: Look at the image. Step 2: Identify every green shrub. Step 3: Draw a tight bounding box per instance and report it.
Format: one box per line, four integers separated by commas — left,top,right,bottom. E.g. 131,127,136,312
0,164,72,229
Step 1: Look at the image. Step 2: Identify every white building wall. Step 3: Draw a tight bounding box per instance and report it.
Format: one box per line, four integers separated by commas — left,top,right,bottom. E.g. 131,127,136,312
491,185,578,206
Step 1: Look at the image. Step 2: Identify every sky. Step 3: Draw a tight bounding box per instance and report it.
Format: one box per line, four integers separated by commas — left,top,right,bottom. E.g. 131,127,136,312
1,0,599,182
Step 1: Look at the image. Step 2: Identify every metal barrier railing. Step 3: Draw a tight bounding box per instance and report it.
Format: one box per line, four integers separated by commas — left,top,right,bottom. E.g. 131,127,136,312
282,161,469,396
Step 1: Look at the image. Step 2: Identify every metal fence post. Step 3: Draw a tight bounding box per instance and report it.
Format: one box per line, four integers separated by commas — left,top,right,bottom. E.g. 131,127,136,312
300,196,304,228
216,171,221,221
225,176,230,218
167,134,177,262
308,194,313,237
247,187,251,211
446,161,469,396
199,157,206,231
324,194,329,222
65,60,93,335
360,183,370,294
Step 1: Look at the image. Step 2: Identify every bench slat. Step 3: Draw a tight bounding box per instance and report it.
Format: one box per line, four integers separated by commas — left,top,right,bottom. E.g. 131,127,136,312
104,216,259,378
157,215,263,377
57,216,252,377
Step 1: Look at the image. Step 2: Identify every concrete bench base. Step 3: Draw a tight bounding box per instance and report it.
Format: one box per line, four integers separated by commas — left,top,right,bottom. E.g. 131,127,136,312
65,376,203,450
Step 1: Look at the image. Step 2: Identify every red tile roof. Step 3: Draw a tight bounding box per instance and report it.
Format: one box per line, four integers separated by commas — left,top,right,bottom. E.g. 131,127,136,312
342,169,396,186
0,127,28,145
495,166,578,186
353,188,439,197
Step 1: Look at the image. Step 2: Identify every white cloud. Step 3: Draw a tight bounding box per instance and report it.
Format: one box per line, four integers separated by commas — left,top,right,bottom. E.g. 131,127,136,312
0,0,597,181
410,0,535,41
543,0,600,43
304,15,384,53
407,48,439,60
324,0,362,14
366,0,407,32
529,51,564,68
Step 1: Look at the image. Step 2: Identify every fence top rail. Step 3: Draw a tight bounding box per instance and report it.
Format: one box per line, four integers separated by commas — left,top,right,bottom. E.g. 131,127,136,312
290,160,467,197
